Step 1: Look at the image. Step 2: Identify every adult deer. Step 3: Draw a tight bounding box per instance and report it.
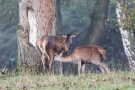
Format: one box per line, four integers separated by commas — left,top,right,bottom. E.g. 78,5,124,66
37,34,76,73
54,45,110,75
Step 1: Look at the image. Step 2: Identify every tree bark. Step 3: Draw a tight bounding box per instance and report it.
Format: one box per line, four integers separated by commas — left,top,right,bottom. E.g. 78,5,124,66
17,0,59,74
80,0,109,45
53,0,63,75
116,2,135,71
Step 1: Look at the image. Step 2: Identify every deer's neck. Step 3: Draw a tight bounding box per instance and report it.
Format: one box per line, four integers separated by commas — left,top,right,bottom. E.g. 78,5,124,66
54,53,73,63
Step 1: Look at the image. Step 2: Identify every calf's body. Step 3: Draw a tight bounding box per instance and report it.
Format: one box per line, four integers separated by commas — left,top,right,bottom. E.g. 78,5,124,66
54,45,110,75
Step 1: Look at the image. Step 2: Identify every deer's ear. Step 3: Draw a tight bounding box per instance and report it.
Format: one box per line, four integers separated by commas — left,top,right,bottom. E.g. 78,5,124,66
71,34,76,38
62,34,67,38
71,32,79,38
62,34,65,37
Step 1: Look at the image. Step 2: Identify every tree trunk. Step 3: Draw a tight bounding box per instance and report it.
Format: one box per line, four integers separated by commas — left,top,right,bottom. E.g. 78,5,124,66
80,0,109,45
53,0,63,75
17,0,59,74
116,2,135,71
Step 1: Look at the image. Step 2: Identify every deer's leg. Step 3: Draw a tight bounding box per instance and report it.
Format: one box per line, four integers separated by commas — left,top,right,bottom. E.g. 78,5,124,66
99,62,110,74
81,64,85,74
93,61,109,74
41,54,46,73
37,39,43,55
91,55,109,74
42,40,49,59
59,62,63,75
99,66,106,74
48,50,54,74
77,61,81,75
104,64,110,73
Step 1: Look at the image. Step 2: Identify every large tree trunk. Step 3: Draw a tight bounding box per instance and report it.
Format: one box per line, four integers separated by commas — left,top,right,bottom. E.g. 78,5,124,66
116,2,135,71
17,0,59,74
80,0,109,45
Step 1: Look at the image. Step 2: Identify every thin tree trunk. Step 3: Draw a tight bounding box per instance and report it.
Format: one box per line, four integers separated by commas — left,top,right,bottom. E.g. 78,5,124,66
80,0,109,45
116,2,135,71
53,0,63,75
17,0,59,74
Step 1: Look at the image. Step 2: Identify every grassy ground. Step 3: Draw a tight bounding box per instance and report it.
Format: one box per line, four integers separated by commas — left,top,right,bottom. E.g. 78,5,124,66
0,72,135,90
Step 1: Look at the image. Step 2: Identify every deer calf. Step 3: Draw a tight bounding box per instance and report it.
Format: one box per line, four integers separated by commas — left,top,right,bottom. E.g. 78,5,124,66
54,45,110,75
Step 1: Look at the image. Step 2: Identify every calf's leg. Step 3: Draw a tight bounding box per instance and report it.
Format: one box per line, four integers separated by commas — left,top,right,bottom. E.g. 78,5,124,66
59,62,63,75
91,55,110,74
77,61,81,75
81,64,85,74
99,62,110,74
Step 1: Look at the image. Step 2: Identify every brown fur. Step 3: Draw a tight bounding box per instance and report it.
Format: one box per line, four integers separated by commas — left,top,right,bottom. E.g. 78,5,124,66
54,45,110,75
37,35,68,73
93,45,106,59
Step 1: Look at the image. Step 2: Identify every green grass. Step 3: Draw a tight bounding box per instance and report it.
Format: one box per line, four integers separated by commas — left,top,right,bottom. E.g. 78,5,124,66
0,72,135,90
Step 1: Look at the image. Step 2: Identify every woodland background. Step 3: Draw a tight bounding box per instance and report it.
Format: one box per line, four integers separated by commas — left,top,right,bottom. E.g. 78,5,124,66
0,0,130,72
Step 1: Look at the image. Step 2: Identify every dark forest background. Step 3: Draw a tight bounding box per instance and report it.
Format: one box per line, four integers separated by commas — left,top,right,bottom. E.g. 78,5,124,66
0,0,128,72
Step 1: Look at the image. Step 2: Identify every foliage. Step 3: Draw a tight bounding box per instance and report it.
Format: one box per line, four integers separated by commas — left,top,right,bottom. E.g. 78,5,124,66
0,0,18,70
116,0,135,31
0,0,18,32
0,72,135,90
99,1,128,71
61,0,96,33
0,0,132,73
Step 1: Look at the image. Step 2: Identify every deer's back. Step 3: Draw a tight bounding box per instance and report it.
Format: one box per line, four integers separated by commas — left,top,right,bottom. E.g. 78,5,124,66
72,46,105,63
42,35,67,54
42,35,63,46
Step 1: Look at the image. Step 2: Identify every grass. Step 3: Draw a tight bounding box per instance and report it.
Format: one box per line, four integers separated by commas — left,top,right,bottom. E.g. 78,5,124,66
0,71,135,90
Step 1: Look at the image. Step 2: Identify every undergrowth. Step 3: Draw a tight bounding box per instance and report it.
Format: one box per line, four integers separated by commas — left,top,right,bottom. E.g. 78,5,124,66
0,71,135,90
